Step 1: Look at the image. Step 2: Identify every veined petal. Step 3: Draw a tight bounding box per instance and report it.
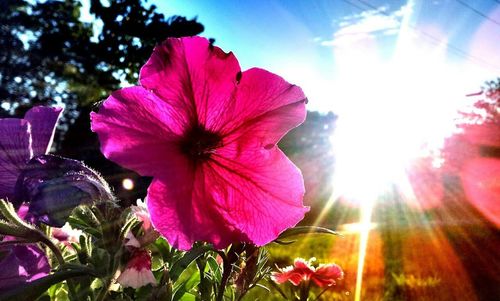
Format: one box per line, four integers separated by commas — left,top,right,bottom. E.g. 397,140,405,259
139,37,241,130
24,106,62,156
204,146,308,246
312,263,344,287
0,119,32,202
91,86,188,179
147,174,247,250
220,68,306,149
271,268,305,286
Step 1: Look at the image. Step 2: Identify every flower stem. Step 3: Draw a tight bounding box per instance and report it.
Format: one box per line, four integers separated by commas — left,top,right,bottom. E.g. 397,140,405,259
299,281,310,301
40,235,64,265
196,257,211,300
96,277,113,301
39,233,80,301
216,251,232,301
312,287,330,301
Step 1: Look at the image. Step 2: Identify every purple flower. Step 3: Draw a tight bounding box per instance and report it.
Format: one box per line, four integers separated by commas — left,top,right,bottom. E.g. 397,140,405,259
15,154,112,227
0,106,111,227
0,244,50,289
0,106,62,204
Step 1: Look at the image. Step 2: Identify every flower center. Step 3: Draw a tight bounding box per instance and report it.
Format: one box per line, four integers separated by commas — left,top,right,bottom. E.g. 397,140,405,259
180,125,222,162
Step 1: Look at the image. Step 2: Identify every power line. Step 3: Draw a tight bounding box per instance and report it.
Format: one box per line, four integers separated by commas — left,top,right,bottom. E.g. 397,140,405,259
338,0,500,72
455,0,500,27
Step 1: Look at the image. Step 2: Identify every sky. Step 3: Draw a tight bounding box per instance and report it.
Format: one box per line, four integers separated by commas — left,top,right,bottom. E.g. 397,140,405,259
157,0,500,112
155,0,500,200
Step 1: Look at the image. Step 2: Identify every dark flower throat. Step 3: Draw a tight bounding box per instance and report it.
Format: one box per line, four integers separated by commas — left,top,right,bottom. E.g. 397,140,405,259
180,125,222,162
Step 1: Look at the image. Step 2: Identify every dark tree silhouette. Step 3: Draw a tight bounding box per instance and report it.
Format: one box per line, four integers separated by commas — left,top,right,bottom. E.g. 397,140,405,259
0,0,203,120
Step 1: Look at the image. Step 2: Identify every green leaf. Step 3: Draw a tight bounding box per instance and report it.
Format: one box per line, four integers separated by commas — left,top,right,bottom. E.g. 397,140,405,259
169,245,214,282
276,226,340,242
67,216,102,238
206,255,222,283
89,247,110,276
119,217,140,240
0,199,32,229
179,293,196,301
172,270,201,301
153,237,171,263
73,205,101,228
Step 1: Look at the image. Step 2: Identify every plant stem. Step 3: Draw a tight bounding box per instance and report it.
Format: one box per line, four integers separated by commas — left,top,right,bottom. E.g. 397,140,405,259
96,277,113,301
40,235,65,265
299,281,310,301
39,233,81,301
312,287,330,301
196,257,212,301
216,252,232,301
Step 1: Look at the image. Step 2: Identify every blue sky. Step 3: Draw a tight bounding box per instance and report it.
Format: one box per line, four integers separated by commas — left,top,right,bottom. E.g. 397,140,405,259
157,0,499,112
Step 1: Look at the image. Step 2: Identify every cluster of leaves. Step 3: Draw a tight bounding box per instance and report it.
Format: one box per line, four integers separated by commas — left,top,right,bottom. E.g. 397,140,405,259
1,195,338,301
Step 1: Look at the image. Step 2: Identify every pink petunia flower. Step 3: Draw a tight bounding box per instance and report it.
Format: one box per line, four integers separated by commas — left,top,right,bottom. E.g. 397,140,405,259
272,258,344,287
116,249,157,289
91,37,309,250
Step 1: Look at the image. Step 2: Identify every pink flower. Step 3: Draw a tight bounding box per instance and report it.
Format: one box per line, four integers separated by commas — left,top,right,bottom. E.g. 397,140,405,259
52,223,82,248
91,37,308,250
116,249,156,288
131,199,152,231
272,258,343,287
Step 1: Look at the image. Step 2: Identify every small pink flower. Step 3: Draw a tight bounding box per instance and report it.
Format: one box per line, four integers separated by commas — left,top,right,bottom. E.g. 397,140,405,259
92,37,308,250
272,258,343,287
52,223,82,244
116,249,156,288
131,199,152,231
124,231,141,248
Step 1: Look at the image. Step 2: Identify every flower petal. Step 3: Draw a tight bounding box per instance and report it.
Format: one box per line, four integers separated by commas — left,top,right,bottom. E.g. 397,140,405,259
117,249,156,288
271,268,305,286
24,106,62,156
293,258,315,272
147,175,248,250
220,68,306,149
0,245,50,289
204,146,308,246
91,86,188,179
0,119,32,202
312,263,344,287
139,37,241,130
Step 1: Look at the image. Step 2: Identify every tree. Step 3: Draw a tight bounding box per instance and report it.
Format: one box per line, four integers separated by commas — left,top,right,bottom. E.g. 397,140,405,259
0,0,203,122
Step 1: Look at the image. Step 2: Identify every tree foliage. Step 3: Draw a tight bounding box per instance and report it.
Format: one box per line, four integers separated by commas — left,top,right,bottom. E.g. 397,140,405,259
0,0,204,119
